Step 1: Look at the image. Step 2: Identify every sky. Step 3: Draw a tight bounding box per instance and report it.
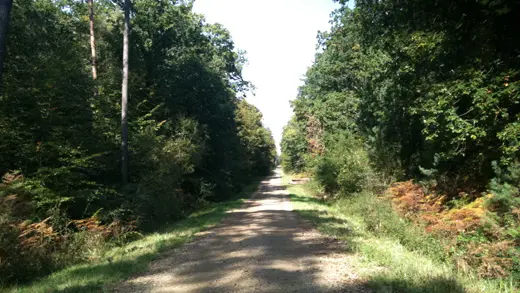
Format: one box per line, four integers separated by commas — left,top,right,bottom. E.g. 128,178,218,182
192,0,341,152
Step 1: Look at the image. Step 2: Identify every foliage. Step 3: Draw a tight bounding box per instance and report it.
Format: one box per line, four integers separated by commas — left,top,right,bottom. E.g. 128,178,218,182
1,179,259,293
235,100,277,178
488,161,520,214
280,117,307,173
314,134,372,195
283,0,520,184
281,0,520,286
388,179,520,281
286,176,514,293
0,0,275,284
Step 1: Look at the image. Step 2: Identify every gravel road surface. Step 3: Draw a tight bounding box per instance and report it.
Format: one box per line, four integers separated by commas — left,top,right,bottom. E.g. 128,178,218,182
114,168,367,293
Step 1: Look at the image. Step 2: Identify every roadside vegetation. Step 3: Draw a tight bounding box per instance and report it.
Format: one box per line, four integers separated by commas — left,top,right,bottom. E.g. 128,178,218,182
286,175,515,293
0,0,276,287
1,179,260,293
282,0,519,291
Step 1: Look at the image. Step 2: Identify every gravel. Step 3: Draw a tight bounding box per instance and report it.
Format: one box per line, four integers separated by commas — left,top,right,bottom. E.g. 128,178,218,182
114,169,369,293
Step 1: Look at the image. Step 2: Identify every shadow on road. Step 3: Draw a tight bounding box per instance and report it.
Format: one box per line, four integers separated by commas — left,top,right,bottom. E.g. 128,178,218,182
108,171,466,293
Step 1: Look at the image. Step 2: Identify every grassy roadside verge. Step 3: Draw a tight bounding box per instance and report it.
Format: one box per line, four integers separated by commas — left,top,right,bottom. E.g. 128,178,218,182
284,174,515,293
1,180,262,293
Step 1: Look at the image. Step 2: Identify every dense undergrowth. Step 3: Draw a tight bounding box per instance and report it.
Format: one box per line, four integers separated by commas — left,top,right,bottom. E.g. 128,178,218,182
281,0,520,288
286,176,517,293
0,0,276,285
0,178,261,293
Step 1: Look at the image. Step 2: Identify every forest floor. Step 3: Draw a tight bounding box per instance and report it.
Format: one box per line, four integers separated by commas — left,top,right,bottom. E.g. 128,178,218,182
114,168,369,292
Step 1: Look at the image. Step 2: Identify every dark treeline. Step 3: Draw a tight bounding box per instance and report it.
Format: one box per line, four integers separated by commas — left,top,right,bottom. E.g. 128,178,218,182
283,0,519,285
0,0,275,283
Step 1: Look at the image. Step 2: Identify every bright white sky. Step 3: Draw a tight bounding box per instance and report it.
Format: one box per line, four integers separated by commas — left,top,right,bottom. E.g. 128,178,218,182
193,0,341,153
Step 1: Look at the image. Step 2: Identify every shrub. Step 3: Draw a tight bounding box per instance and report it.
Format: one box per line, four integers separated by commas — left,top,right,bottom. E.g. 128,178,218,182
314,134,373,196
488,161,520,214
130,118,208,227
388,177,520,281
336,192,446,260
0,171,138,284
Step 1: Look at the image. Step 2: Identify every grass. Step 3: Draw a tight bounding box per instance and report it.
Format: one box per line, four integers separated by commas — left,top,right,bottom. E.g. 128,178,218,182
1,180,261,293
284,174,517,293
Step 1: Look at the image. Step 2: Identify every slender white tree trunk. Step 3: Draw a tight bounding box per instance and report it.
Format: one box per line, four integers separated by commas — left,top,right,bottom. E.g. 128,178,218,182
0,0,13,86
88,0,97,81
121,0,130,184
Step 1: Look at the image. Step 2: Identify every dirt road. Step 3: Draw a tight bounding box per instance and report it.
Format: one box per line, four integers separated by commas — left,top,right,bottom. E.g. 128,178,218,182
115,169,366,292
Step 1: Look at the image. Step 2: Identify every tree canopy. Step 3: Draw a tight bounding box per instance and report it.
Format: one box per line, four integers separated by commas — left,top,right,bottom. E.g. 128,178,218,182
284,0,520,189
0,0,275,283
282,0,520,283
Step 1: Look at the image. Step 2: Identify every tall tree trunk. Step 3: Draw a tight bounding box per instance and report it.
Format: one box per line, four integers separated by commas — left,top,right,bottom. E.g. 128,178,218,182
121,0,130,184
0,0,13,86
88,0,97,81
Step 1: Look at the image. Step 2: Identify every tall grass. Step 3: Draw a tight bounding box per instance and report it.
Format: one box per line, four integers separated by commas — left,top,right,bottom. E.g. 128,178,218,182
286,177,517,293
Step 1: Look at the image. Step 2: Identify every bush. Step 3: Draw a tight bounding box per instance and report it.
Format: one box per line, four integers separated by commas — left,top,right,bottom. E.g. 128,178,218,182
314,134,373,196
487,161,520,280
488,161,520,214
336,192,446,260
130,118,208,227
0,222,27,284
0,172,137,284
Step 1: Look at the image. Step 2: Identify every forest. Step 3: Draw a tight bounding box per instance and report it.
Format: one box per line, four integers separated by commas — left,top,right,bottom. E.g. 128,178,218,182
0,0,276,284
282,0,520,288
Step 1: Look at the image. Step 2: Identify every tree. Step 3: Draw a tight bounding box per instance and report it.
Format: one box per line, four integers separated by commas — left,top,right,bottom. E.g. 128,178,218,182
280,117,307,173
0,0,12,85
286,0,520,187
121,0,130,184
236,99,276,176
0,0,276,283
87,0,97,81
